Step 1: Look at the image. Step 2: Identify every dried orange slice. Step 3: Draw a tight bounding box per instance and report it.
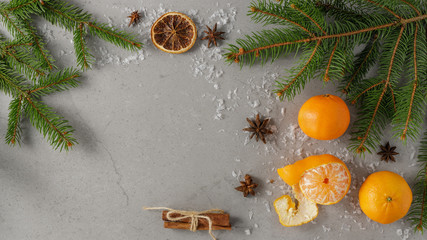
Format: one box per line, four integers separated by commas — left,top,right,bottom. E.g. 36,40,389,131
299,162,351,205
274,185,318,227
151,12,197,54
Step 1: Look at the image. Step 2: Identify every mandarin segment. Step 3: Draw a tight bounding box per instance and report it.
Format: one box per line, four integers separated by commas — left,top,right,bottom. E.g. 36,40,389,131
151,12,197,54
299,162,351,205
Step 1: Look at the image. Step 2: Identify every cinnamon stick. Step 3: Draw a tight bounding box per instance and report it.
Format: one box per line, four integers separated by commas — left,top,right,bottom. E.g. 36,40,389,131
164,221,232,230
162,211,231,227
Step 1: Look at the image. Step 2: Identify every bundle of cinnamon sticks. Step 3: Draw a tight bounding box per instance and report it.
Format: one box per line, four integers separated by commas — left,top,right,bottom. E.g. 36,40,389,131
162,211,232,230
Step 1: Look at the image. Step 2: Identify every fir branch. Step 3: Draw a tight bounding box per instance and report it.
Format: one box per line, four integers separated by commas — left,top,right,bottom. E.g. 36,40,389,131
348,78,394,153
225,28,310,66
249,5,313,36
342,34,380,93
87,21,141,50
1,43,47,78
353,26,405,153
73,23,93,70
364,0,402,19
290,3,327,35
350,80,385,104
0,0,143,150
0,2,28,37
23,98,76,150
29,68,80,97
24,20,55,70
227,14,426,62
276,40,322,98
7,0,46,19
400,0,422,15
42,0,91,31
5,94,23,145
392,23,427,141
0,61,30,96
408,131,427,233
323,38,339,82
41,1,141,49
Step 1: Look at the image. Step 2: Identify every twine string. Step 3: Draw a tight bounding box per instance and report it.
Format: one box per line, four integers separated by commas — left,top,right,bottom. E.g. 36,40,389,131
144,207,225,240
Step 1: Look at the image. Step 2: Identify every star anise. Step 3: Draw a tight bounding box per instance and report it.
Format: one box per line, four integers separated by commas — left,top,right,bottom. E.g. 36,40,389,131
201,23,225,48
235,174,258,197
377,142,399,162
243,114,273,144
128,11,141,27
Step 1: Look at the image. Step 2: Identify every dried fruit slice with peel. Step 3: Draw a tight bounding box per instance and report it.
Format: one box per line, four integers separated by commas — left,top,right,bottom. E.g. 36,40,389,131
299,162,351,205
274,185,318,227
278,154,344,186
151,12,197,54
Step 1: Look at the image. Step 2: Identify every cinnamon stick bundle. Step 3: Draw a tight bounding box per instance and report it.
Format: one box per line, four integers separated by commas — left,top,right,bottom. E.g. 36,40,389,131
162,211,231,230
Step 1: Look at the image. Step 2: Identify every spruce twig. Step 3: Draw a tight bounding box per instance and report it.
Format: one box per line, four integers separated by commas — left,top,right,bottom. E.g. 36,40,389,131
0,0,143,150
408,131,427,233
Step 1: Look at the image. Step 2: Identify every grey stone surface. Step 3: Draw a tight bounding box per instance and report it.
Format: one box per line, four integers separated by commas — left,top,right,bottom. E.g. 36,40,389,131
0,1,424,240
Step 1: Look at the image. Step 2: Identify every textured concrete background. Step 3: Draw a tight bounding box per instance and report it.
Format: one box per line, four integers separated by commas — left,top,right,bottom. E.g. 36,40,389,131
0,0,425,240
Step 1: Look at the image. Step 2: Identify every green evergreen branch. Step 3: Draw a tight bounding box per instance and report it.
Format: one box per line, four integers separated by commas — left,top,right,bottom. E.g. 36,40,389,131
290,3,327,35
349,25,405,153
276,40,322,98
7,0,46,19
73,23,93,70
41,1,141,49
86,21,142,50
392,22,427,141
0,61,30,96
0,3,28,37
365,0,402,19
400,0,422,15
408,131,427,233
29,68,80,97
2,44,46,78
6,94,23,145
0,0,143,150
249,3,313,35
24,21,55,70
342,34,380,93
23,98,76,150
42,0,91,31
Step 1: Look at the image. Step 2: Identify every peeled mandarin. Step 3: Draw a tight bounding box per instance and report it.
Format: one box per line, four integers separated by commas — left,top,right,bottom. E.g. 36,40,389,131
277,154,344,186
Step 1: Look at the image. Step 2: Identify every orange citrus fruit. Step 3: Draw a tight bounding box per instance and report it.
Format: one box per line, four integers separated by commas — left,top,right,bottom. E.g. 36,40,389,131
274,185,318,227
151,12,197,54
298,94,350,140
278,154,345,186
299,162,351,205
359,171,412,224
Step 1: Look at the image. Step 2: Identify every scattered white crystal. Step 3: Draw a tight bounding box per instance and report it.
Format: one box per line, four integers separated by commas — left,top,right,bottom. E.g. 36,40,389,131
322,225,331,232
264,201,271,212
244,229,251,235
